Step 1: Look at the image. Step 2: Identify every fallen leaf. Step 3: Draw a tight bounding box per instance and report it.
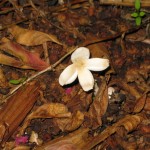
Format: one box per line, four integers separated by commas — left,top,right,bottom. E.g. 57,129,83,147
83,114,144,150
144,97,150,111
36,128,89,150
54,110,84,131
86,80,108,129
0,53,25,69
19,103,72,135
0,41,49,70
8,25,63,46
110,78,141,99
133,93,147,113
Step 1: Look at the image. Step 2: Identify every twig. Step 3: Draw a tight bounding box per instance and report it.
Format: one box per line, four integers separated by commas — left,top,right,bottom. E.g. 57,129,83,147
8,0,25,17
1,46,78,103
1,22,149,103
29,0,65,31
99,0,150,7
0,4,31,15
0,18,28,31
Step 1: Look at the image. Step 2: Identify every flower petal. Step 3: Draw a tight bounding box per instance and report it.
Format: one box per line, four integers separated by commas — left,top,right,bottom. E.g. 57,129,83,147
78,68,94,91
71,47,90,62
59,64,77,86
86,58,109,71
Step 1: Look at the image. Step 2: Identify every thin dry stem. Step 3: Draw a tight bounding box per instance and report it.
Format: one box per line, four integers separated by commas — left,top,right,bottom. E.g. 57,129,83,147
1,24,147,103
1,46,78,103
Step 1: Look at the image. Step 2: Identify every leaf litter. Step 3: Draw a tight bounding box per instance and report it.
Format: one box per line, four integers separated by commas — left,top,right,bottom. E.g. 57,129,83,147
0,0,150,149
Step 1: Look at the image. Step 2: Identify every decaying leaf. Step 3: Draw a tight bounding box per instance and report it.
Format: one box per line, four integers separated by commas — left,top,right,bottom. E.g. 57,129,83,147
0,53,25,69
56,12,89,39
86,79,108,129
8,25,63,46
126,67,149,92
110,78,141,99
19,103,71,135
133,93,147,113
87,34,110,59
54,110,84,131
36,128,89,150
0,41,49,70
3,141,30,150
13,146,30,150
144,97,150,111
83,114,144,150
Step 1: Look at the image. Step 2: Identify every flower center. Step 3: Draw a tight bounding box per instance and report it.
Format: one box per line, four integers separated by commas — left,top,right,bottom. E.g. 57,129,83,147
74,58,87,69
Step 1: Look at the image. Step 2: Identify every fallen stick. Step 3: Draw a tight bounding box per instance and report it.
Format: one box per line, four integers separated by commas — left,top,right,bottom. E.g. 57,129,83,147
99,0,150,7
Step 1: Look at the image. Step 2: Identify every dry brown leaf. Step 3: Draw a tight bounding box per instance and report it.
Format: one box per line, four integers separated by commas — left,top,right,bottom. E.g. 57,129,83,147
110,78,141,99
126,67,149,92
0,41,49,70
144,97,150,111
86,80,108,129
36,128,89,150
54,110,84,131
133,93,147,113
19,103,71,135
83,114,144,150
86,34,110,59
12,146,30,150
2,141,30,150
8,25,63,46
0,53,25,69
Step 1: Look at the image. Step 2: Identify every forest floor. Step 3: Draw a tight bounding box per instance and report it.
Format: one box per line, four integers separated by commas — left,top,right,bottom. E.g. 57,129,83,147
0,0,150,150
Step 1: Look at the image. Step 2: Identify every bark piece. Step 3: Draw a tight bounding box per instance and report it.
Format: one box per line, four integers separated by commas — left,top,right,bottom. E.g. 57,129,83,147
0,81,41,145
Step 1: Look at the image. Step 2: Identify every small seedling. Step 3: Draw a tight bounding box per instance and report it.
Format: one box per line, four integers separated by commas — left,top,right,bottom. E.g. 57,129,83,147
9,77,27,85
131,0,145,26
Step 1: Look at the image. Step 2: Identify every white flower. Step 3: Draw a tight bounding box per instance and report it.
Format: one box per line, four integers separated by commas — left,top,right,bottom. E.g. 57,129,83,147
59,47,109,91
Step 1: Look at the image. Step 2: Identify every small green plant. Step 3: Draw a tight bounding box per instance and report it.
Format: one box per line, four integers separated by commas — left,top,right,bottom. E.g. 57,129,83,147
131,0,145,26
9,77,27,85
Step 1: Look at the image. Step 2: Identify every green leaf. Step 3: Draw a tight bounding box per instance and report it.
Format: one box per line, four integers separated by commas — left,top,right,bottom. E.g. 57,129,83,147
135,0,141,10
131,12,138,17
139,11,145,17
9,77,26,85
136,16,142,26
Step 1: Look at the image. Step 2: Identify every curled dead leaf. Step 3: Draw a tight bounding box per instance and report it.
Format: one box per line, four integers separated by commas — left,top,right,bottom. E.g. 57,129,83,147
8,25,63,46
133,93,147,113
83,114,144,150
19,103,71,135
36,128,89,150
86,80,108,129
0,41,49,70
0,53,24,69
144,97,150,111
54,110,84,131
